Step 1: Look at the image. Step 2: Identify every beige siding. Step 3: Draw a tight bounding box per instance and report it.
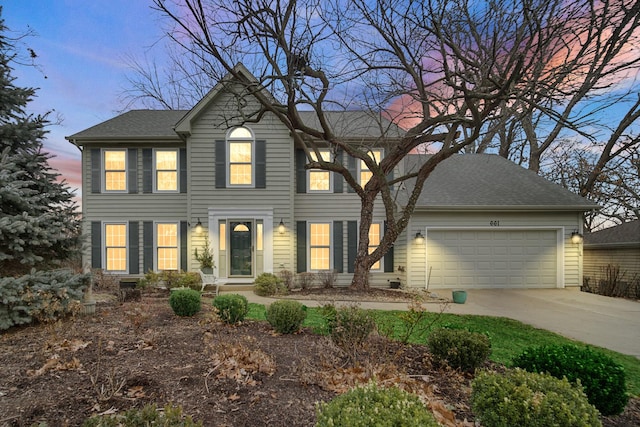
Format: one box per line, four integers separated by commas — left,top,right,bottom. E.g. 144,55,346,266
584,247,640,285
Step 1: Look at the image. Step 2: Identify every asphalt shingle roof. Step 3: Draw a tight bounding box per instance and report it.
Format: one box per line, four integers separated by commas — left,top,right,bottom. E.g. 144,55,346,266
584,220,640,246
399,153,599,210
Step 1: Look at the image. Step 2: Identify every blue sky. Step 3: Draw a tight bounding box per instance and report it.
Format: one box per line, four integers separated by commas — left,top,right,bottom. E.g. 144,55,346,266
4,0,164,193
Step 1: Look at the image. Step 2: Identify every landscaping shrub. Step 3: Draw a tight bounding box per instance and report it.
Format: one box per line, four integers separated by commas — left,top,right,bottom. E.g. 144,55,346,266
512,344,628,415
213,293,249,324
316,382,439,427
266,300,307,334
168,288,201,317
471,368,601,427
324,305,375,360
278,269,295,290
82,403,202,426
427,328,491,372
253,272,286,296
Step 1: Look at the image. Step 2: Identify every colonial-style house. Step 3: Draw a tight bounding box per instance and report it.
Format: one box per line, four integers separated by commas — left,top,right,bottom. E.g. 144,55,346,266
66,65,598,290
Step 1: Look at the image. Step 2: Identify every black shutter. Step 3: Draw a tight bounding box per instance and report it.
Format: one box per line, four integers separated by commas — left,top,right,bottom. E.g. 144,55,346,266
128,149,138,194
215,140,226,188
347,155,357,193
383,221,394,273
333,221,343,273
143,221,153,273
91,221,102,269
347,221,358,273
142,149,153,193
333,149,343,193
129,221,139,274
255,140,266,188
180,221,188,271
179,148,187,193
296,221,307,273
91,149,101,193
296,149,306,193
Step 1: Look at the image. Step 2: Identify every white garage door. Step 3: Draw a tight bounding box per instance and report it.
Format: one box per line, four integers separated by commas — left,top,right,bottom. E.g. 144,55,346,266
426,229,558,289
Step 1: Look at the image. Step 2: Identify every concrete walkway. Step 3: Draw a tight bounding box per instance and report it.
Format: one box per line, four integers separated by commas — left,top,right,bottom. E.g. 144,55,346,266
236,288,640,358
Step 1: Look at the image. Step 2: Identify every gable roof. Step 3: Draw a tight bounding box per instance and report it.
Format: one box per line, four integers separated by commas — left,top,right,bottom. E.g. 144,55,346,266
584,220,640,248
66,110,188,141
399,153,599,211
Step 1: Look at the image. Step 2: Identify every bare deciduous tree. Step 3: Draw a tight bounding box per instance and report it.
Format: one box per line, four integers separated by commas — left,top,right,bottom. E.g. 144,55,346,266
137,0,616,289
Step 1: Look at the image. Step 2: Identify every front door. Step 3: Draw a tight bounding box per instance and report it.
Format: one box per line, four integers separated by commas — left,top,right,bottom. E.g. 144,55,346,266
230,221,252,276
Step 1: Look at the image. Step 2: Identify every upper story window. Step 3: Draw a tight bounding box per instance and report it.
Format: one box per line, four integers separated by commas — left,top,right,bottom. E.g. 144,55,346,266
104,150,127,191
104,223,127,272
359,149,383,187
227,127,254,186
308,149,332,192
155,149,178,192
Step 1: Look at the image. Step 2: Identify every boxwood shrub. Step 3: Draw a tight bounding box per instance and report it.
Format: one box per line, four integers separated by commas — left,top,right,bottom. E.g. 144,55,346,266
427,328,491,372
168,288,201,317
316,383,439,427
512,344,628,415
212,293,249,324
266,300,307,334
471,369,601,427
253,272,287,296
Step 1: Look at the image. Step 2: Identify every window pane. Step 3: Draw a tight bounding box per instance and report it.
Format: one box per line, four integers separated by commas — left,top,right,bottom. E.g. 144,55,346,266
360,150,382,187
156,151,177,170
229,142,252,162
157,223,177,246
157,171,177,191
310,223,330,246
310,150,331,162
106,248,126,271
230,164,252,185
309,171,330,191
219,222,226,251
105,151,126,170
368,223,380,245
310,248,330,270
105,171,126,191
256,223,263,251
158,248,178,270
229,127,252,139
105,224,126,246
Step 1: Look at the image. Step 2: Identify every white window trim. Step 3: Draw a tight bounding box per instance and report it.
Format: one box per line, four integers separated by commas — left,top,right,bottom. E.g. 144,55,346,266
153,149,179,193
307,149,333,193
103,222,128,273
307,222,333,272
154,221,180,271
358,148,384,187
226,126,255,188
102,149,128,193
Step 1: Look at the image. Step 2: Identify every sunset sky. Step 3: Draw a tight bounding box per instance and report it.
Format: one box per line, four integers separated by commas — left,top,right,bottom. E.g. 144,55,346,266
4,0,164,196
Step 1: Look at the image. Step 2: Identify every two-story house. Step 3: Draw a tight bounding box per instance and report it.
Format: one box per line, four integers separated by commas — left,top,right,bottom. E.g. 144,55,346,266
67,64,598,291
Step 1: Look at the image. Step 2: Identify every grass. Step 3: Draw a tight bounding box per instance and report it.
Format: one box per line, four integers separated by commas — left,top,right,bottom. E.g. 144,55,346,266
247,302,640,396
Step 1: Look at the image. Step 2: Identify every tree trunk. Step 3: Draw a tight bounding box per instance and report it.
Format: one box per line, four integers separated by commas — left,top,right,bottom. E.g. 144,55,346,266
350,260,371,290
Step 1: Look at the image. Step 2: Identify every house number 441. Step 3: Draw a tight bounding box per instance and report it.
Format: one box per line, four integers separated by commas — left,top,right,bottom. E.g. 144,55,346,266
490,221,500,226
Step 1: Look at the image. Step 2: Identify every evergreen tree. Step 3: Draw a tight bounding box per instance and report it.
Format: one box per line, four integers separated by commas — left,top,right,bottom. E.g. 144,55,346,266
0,12,82,277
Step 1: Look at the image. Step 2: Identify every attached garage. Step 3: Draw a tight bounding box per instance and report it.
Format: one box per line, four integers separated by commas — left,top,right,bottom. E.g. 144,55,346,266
425,229,560,289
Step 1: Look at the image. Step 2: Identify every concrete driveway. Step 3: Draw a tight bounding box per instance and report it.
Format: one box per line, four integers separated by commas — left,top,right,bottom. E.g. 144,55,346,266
240,287,640,358
442,287,640,358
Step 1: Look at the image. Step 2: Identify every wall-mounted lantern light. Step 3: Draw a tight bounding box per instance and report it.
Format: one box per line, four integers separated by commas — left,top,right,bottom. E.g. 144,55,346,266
571,230,583,244
194,218,203,234
278,218,286,234
415,231,425,244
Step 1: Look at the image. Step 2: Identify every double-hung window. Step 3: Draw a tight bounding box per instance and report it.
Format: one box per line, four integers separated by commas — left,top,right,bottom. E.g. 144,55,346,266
359,149,383,187
104,223,127,271
155,150,178,191
104,150,127,191
227,127,254,186
308,150,332,192
156,222,178,270
368,223,381,270
309,223,331,270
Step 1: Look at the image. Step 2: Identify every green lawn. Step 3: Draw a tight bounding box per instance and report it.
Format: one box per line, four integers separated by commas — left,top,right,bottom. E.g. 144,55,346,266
247,303,640,396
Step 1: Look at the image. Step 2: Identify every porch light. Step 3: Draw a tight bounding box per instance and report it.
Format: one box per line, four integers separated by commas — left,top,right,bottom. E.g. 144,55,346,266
278,218,285,234
194,219,203,234
415,231,425,244
571,231,583,244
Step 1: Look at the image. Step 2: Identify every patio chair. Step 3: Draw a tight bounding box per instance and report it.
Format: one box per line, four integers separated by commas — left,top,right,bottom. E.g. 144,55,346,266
199,268,219,295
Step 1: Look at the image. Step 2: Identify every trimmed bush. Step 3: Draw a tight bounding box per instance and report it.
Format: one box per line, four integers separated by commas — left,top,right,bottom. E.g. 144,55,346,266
213,293,249,324
168,288,202,317
471,369,601,427
266,300,307,334
316,382,439,427
82,403,202,426
427,328,491,372
512,344,628,415
253,272,286,296
325,305,375,359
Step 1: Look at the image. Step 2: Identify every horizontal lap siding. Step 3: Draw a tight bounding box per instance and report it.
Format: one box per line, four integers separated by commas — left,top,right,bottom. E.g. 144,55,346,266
584,248,640,283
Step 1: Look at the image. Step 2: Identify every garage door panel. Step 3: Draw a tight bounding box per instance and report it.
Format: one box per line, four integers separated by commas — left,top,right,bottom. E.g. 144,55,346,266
427,229,557,289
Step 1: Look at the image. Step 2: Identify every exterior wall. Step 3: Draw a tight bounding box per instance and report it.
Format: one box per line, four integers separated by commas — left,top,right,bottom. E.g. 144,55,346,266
405,211,584,289
583,247,640,285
